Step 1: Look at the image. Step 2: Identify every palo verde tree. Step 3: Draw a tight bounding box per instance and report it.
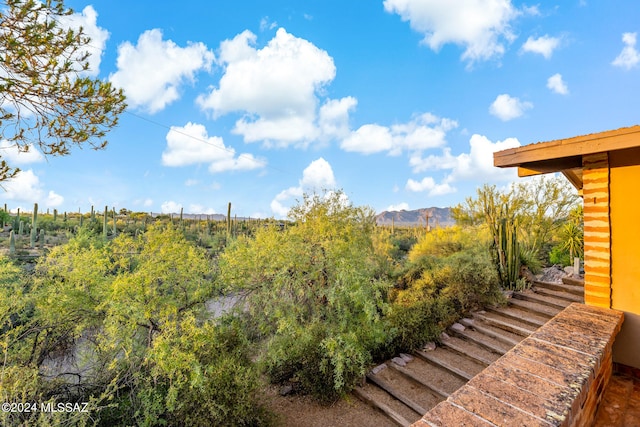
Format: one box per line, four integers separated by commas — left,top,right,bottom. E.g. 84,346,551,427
0,0,126,181
219,191,391,401
452,175,580,288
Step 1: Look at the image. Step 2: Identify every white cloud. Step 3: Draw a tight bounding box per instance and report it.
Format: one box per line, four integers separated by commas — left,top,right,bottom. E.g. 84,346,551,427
59,6,109,76
341,124,394,154
489,94,533,121
161,122,264,173
406,177,455,195
143,199,153,207
383,0,519,64
612,32,640,70
407,134,521,194
160,201,182,214
197,28,345,147
185,179,199,187
521,35,560,59
188,204,216,214
270,158,336,218
547,73,569,95
341,113,457,155
2,169,63,207
318,97,358,140
0,141,44,164
387,202,410,211
110,29,214,113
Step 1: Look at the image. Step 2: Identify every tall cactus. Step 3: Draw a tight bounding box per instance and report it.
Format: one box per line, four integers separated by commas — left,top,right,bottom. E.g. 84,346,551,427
103,206,108,238
9,231,15,255
227,202,232,237
53,209,57,222
112,207,117,237
494,216,520,290
30,203,38,248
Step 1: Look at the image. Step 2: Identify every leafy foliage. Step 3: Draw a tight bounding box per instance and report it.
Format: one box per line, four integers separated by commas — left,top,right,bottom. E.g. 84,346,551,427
0,226,270,426
219,191,391,401
0,0,126,181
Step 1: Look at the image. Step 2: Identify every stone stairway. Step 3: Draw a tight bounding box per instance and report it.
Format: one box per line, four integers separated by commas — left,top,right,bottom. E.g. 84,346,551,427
355,277,584,426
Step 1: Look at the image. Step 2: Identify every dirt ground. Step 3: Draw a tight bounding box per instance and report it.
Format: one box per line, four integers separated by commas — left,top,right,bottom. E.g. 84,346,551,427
261,385,396,427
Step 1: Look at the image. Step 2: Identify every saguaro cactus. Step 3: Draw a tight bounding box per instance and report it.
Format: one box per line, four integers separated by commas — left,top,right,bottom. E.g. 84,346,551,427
227,202,232,237
30,203,38,248
9,231,15,255
103,206,108,238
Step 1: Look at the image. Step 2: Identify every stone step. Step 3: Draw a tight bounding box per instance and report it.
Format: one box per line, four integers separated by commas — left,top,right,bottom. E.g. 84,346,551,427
448,324,511,355
439,336,499,367
353,386,413,427
562,276,585,287
387,363,451,400
533,286,584,303
533,279,584,296
486,305,547,328
507,297,560,318
512,291,569,311
459,317,523,348
366,372,428,416
472,312,536,337
413,348,483,382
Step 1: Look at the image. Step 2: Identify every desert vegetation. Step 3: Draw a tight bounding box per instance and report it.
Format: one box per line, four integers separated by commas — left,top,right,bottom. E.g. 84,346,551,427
0,177,581,426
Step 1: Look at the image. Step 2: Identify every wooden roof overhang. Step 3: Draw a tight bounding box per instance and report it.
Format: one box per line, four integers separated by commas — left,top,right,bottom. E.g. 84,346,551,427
493,125,640,195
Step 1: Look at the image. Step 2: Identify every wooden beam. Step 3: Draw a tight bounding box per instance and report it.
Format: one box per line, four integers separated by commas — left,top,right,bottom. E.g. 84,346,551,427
516,156,582,177
562,169,583,191
494,125,640,167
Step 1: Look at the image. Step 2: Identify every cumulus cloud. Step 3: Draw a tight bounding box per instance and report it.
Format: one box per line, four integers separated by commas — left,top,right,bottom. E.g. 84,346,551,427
547,73,569,95
407,134,520,194
161,122,264,173
160,201,182,214
59,6,109,76
406,177,455,196
489,94,533,121
383,0,519,64
110,29,214,113
341,113,457,155
387,202,410,212
197,28,350,147
188,204,216,215
521,35,560,59
612,32,640,70
3,169,63,207
0,141,44,164
270,158,336,217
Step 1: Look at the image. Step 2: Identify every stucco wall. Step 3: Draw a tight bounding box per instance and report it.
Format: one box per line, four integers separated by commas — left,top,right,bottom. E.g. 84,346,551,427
609,147,640,369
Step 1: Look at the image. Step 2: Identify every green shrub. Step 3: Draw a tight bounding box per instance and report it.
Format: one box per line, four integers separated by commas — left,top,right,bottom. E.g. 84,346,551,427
549,244,572,266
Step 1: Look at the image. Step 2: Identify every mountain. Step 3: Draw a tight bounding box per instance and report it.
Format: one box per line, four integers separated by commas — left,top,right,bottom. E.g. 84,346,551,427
375,207,454,228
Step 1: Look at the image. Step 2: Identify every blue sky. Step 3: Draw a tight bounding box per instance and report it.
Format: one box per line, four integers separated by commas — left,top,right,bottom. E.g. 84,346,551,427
3,0,640,218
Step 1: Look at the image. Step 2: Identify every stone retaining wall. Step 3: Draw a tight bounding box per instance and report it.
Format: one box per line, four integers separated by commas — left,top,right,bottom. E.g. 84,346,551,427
413,303,624,426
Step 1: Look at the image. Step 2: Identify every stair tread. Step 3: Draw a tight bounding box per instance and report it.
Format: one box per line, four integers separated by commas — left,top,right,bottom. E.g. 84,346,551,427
449,325,512,355
513,290,571,309
487,305,548,327
533,286,584,303
440,336,500,366
508,296,563,317
472,312,536,337
459,317,523,347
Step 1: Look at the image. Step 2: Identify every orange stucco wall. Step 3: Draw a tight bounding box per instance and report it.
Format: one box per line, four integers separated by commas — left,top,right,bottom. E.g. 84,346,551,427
609,147,640,369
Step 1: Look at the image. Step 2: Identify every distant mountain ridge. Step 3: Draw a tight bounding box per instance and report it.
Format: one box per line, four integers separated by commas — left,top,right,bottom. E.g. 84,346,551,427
375,207,454,228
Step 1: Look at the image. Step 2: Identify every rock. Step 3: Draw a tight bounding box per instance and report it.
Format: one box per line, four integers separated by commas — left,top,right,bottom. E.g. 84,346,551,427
423,342,436,351
462,318,474,324
391,357,406,367
371,363,387,374
439,332,450,341
399,353,414,363
564,266,574,276
503,290,514,299
450,323,465,332
279,384,294,396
